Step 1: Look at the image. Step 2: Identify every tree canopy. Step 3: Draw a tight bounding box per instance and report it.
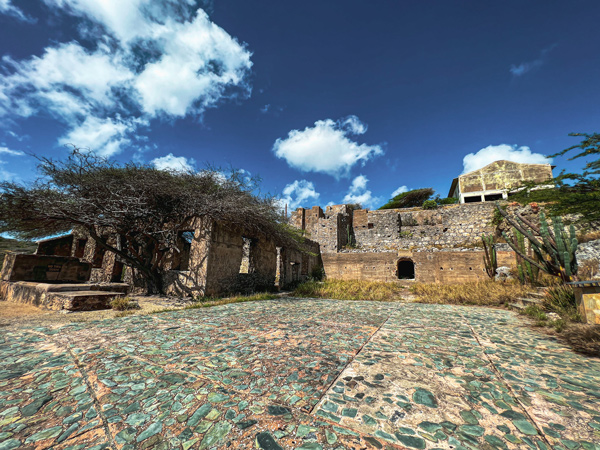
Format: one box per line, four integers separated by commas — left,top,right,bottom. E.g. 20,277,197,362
379,188,434,210
510,133,600,223
0,150,298,293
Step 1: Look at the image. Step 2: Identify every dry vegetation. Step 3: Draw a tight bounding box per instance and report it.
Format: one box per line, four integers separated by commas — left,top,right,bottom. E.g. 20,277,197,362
410,281,529,306
561,324,600,356
293,279,406,301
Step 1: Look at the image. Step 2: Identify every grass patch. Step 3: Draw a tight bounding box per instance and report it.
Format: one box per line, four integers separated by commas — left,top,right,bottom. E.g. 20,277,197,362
541,285,581,322
110,297,140,311
410,281,528,306
149,292,280,315
293,279,405,301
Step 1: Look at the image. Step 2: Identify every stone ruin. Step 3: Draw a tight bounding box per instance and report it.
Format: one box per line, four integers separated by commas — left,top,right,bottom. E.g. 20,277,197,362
0,217,320,310
290,202,516,284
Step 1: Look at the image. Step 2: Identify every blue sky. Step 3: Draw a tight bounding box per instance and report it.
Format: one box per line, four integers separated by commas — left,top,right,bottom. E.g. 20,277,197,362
0,1,599,210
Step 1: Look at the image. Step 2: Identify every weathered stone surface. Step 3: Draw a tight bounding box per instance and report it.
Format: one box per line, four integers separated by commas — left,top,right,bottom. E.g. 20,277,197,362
2,299,599,449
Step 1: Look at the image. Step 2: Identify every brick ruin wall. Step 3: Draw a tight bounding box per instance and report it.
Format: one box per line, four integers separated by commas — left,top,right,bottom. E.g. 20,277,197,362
321,250,515,284
291,203,497,253
353,203,497,251
291,203,516,283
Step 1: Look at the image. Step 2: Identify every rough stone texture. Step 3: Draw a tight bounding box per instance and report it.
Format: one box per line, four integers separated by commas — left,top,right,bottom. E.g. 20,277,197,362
2,299,599,449
413,250,515,283
576,239,600,277
0,281,128,310
35,220,319,297
321,250,515,284
0,254,91,283
292,203,510,283
321,252,401,282
292,203,497,254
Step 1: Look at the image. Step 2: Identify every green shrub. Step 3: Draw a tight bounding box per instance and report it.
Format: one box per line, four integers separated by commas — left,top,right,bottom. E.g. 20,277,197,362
379,188,434,210
437,197,458,205
309,264,325,281
542,284,581,322
422,200,437,210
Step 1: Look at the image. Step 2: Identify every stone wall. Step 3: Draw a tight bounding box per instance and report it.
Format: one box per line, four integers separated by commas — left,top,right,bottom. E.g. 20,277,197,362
292,203,497,253
413,250,515,283
321,252,399,282
36,235,74,257
1,254,91,283
321,250,515,284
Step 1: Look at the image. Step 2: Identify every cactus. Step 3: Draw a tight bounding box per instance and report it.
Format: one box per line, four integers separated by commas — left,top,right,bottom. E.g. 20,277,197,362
511,229,539,284
482,234,498,279
496,203,578,282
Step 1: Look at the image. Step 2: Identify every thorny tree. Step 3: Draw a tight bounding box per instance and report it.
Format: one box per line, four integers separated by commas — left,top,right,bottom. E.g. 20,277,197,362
0,150,300,294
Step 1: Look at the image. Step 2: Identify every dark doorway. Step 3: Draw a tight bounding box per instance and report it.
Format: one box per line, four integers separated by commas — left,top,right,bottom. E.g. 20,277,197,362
397,259,415,279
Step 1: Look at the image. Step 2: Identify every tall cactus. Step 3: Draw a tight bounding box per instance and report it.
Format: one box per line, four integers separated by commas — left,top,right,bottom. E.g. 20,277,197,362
482,234,497,279
495,203,578,282
512,229,539,284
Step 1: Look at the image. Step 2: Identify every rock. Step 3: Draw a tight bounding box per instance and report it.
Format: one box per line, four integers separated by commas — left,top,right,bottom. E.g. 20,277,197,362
495,266,512,281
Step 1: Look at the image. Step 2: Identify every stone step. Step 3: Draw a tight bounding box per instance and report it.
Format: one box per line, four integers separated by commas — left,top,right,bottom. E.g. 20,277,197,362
42,282,129,294
509,302,525,310
516,297,542,305
45,290,124,311
527,291,546,299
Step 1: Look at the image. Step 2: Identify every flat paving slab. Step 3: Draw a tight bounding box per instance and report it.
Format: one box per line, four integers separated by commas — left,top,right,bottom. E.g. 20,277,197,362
1,298,599,450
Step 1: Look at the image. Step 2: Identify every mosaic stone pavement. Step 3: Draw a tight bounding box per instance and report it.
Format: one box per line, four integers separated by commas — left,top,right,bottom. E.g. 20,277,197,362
1,299,599,450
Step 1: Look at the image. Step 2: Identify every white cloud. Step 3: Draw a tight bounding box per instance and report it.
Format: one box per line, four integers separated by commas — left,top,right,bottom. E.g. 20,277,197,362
273,115,383,178
6,131,29,141
343,174,380,208
151,153,196,172
0,0,35,22
0,0,252,156
510,45,556,77
59,116,148,157
0,146,24,156
391,185,408,197
462,144,551,174
280,180,320,210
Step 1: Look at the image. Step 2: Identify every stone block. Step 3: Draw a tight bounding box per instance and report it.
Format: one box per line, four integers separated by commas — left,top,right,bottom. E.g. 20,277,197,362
1,254,91,283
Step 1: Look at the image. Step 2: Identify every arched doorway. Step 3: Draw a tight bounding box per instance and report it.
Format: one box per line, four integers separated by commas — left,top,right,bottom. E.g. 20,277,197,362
397,259,415,280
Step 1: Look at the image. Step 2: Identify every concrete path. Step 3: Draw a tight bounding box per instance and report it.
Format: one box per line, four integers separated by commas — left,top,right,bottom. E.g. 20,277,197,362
1,299,599,450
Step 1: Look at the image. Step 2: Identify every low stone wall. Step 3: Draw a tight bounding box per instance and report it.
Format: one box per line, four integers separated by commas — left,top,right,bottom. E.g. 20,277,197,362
571,282,600,325
0,281,128,310
1,254,91,283
322,250,515,284
322,252,399,282
413,250,515,283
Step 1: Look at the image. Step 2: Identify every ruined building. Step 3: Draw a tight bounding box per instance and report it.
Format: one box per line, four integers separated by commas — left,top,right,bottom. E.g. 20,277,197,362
288,159,557,283
291,203,514,283
448,160,554,203
1,218,320,308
